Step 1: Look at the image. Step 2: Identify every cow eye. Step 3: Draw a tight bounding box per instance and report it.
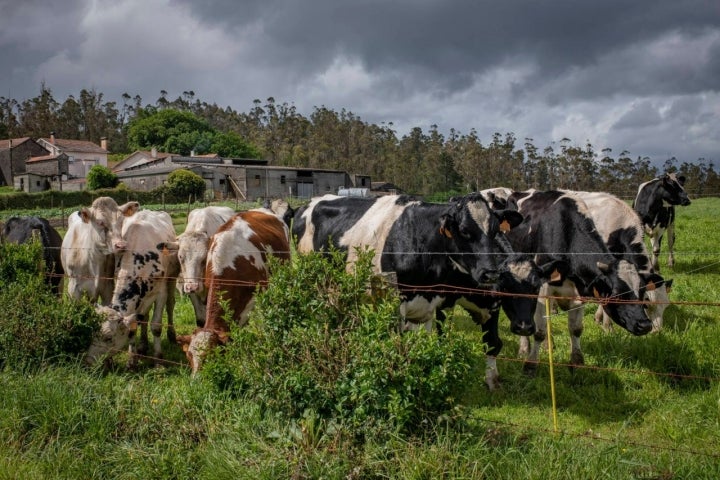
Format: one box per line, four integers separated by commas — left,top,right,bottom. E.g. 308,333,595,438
459,228,472,239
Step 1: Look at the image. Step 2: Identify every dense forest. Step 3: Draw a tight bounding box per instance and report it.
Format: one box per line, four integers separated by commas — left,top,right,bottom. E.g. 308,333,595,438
2,85,718,199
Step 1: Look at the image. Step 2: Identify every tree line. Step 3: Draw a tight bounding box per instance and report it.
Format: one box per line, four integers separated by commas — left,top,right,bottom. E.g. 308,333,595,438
2,84,718,199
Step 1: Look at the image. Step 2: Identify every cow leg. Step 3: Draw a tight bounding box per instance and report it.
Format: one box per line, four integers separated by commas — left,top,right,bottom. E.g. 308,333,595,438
127,313,146,370
522,293,548,376
474,309,502,390
567,302,585,367
150,291,170,366
649,228,664,272
593,305,614,332
666,221,675,268
165,280,177,344
189,292,207,328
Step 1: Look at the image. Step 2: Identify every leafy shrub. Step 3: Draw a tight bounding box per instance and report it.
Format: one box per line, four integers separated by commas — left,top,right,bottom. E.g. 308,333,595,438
0,242,101,370
86,165,119,190
203,249,484,441
165,169,206,200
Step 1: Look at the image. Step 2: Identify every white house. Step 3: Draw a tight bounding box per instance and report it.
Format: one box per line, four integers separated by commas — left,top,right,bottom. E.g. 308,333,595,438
37,133,108,179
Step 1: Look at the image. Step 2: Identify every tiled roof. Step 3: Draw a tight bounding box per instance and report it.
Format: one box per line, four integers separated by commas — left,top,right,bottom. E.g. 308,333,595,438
0,137,31,150
27,154,61,163
40,137,107,154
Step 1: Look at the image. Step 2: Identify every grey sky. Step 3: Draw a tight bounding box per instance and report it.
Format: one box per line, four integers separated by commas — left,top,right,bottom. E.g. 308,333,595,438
1,0,719,164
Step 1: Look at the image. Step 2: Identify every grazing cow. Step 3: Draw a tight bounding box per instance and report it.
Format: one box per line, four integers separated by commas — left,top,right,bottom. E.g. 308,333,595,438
86,210,180,368
292,193,525,389
177,210,291,375
79,196,140,255
157,206,236,326
85,306,138,367
61,211,115,305
505,190,653,372
633,173,691,271
565,190,672,332
1,216,64,294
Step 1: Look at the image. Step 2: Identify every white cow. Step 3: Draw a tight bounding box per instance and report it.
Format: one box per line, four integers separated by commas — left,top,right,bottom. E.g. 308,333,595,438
61,211,115,305
79,196,140,255
87,209,179,368
158,206,235,326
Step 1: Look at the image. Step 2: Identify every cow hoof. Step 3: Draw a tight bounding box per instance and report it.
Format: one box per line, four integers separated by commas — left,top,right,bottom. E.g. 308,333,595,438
166,328,177,344
522,361,538,377
570,351,585,366
485,378,501,391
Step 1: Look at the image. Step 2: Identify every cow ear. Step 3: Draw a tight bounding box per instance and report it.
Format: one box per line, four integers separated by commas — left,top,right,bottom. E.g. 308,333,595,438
438,214,455,239
540,260,569,285
664,278,673,291
157,241,179,254
120,201,140,217
496,210,523,233
176,335,192,351
677,175,686,186
80,207,91,223
588,277,612,298
217,331,230,345
123,315,138,333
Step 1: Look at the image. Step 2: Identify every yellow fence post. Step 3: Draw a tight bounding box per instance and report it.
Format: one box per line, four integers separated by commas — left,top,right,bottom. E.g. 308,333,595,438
545,297,559,433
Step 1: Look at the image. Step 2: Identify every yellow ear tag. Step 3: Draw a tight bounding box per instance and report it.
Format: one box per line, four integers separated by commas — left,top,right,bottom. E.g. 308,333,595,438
550,269,561,283
646,281,656,292
439,227,452,239
162,246,170,256
128,319,138,332
666,286,672,294
499,219,510,233
593,287,601,298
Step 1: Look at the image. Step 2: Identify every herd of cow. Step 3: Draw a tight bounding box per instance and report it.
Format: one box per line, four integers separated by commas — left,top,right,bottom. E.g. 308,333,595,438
0,172,691,388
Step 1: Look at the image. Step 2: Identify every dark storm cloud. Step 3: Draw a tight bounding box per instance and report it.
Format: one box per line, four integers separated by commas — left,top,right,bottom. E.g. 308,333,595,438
174,0,720,99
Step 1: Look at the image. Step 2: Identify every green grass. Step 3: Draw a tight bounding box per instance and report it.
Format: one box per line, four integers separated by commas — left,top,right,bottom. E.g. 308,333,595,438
0,198,719,478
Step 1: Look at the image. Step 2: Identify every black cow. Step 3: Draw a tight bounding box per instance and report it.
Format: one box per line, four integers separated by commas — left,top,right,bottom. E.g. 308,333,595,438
633,173,691,271
1,216,64,295
292,193,525,389
505,190,653,372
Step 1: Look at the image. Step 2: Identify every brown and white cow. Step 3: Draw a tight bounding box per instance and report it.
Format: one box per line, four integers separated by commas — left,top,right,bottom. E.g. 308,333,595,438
61,211,115,305
178,210,291,375
157,206,236,326
86,209,179,368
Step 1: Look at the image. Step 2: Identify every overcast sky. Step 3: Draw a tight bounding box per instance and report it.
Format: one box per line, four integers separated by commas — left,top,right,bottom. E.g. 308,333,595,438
1,0,719,165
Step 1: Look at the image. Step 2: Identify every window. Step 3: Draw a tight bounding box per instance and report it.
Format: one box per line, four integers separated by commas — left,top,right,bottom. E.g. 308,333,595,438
280,175,286,184
254,174,261,187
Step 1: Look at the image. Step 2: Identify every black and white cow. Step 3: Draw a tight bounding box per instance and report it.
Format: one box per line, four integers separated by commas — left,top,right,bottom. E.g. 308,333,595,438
1,216,64,294
633,173,691,271
293,193,525,389
505,190,653,371
566,190,672,332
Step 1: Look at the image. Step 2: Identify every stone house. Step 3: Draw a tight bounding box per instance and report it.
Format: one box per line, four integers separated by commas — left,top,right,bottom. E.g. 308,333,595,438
36,133,108,179
0,137,49,187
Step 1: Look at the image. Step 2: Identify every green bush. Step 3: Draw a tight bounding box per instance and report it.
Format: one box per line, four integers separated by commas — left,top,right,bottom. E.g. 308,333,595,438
0,242,101,370
86,165,119,190
203,249,484,441
165,169,206,200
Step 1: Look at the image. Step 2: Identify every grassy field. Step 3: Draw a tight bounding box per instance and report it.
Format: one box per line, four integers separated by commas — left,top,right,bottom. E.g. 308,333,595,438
0,198,719,479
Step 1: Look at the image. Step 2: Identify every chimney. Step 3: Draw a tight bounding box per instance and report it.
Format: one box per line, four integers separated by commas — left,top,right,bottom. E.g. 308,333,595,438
151,146,157,158
190,149,195,157
50,131,56,144
100,137,108,151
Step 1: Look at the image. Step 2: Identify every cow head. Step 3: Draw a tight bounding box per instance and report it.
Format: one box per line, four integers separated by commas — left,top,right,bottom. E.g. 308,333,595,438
590,260,652,336
158,231,210,295
660,173,691,206
441,194,524,287
177,329,229,376
498,256,569,336
85,306,138,366
80,197,140,255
